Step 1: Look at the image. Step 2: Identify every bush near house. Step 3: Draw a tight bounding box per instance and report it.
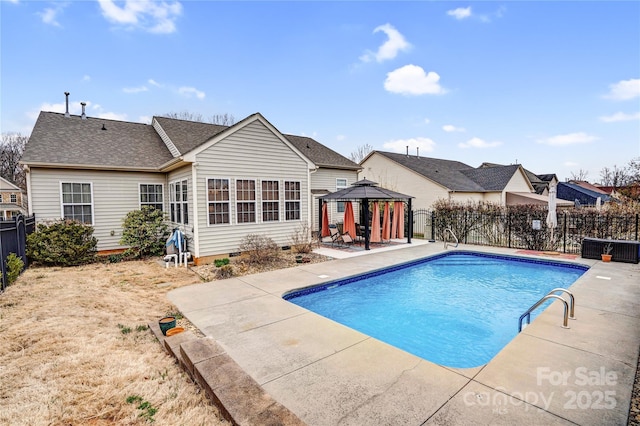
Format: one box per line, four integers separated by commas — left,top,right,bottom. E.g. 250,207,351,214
120,206,170,259
5,253,24,285
239,234,280,264
26,220,98,266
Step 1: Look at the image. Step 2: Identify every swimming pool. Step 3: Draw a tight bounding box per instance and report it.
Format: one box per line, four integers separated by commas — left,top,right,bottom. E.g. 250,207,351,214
284,251,588,368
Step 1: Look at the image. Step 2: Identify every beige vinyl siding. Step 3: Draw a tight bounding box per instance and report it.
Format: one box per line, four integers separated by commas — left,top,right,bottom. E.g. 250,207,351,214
361,153,448,210
194,121,310,257
310,168,358,231
29,168,165,251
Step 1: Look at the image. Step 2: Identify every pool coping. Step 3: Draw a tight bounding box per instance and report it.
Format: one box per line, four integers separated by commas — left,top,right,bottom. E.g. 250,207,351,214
168,243,640,425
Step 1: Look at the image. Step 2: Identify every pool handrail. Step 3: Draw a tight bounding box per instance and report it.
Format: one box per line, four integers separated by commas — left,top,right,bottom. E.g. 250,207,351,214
519,293,570,332
444,228,459,249
547,288,575,320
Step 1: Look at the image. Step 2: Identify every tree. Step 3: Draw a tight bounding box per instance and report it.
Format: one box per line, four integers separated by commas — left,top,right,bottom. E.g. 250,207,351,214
0,133,28,190
348,144,373,163
163,111,236,126
599,164,629,188
569,169,589,181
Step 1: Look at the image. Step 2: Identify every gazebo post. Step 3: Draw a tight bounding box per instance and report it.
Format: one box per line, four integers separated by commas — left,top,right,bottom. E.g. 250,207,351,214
363,198,370,250
407,198,412,244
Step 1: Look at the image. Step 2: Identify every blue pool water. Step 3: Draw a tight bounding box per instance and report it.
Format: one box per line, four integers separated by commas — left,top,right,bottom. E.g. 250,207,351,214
284,251,588,368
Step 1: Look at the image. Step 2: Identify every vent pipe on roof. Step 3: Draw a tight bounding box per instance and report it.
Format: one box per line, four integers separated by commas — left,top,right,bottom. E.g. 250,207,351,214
406,145,409,157
64,92,70,117
80,102,87,120
417,147,419,157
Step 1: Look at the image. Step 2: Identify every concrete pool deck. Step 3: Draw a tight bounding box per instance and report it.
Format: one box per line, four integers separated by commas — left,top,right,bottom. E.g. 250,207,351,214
168,242,640,425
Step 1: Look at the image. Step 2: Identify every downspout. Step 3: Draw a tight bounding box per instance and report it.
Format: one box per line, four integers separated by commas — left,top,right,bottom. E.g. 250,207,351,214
308,166,318,233
191,162,200,262
24,165,33,216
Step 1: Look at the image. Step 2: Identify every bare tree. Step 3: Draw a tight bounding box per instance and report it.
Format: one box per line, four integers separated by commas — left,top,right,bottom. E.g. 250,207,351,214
569,169,589,181
348,144,374,163
0,133,28,190
163,111,235,126
600,164,632,188
627,157,640,183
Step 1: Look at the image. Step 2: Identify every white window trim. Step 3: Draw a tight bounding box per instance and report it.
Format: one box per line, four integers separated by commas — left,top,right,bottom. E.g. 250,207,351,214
284,180,302,221
169,179,188,225
336,178,348,213
138,183,164,210
260,179,281,223
206,176,231,227
234,178,257,225
59,181,94,225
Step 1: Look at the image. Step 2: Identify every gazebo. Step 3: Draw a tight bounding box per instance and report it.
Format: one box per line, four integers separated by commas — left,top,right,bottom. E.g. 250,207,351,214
318,178,414,250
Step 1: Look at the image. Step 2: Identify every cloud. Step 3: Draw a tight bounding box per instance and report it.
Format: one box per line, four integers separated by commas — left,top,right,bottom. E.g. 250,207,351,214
97,0,182,34
138,115,153,124
424,118,431,124
148,79,162,87
564,161,579,167
336,135,346,141
442,124,465,132
384,65,447,96
458,137,502,149
536,132,598,146
383,137,436,153
360,23,411,63
123,86,149,94
38,4,67,27
82,75,91,82
447,7,472,20
96,112,128,121
599,111,640,122
603,78,640,100
178,86,205,99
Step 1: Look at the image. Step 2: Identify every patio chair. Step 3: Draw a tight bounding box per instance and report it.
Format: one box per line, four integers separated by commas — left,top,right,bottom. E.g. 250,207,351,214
321,224,340,245
339,231,355,247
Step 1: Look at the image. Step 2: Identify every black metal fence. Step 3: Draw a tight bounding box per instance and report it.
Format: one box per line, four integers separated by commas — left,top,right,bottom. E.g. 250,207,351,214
412,209,639,254
0,214,36,292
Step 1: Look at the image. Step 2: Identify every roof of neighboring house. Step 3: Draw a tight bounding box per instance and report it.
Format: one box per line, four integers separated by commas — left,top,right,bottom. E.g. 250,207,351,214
23,111,358,172
371,151,528,192
479,162,551,194
0,177,22,191
537,174,557,182
22,112,173,170
569,180,610,195
557,182,611,205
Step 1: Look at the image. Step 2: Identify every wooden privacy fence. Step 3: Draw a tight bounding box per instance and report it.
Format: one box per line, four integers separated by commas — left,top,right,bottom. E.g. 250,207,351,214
412,209,639,254
0,214,36,292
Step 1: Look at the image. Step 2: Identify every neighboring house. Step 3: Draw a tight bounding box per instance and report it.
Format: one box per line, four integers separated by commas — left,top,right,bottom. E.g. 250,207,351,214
21,110,359,263
557,182,612,207
360,151,539,209
480,163,558,195
0,176,27,220
569,180,610,196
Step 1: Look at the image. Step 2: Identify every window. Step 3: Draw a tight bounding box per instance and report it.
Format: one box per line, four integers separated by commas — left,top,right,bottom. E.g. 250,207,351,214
169,180,188,224
262,180,279,222
0,194,3,203
236,179,256,223
336,178,348,213
207,178,230,225
61,182,93,224
284,181,301,221
10,194,17,203
140,184,163,210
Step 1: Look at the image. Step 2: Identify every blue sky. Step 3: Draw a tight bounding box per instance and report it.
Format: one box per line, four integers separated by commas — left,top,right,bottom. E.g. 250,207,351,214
1,1,639,182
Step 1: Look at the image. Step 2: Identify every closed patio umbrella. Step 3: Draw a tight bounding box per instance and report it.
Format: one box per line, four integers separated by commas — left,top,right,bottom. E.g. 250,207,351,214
370,202,381,243
321,202,330,237
382,202,391,241
343,201,357,238
546,183,558,246
396,201,405,239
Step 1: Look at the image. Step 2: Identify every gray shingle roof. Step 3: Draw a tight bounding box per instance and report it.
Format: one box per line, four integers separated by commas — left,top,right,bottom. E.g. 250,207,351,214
22,112,173,169
375,151,524,192
153,116,228,154
284,134,360,170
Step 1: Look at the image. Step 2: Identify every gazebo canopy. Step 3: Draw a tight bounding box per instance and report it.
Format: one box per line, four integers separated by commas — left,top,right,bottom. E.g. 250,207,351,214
319,178,413,201
319,179,414,250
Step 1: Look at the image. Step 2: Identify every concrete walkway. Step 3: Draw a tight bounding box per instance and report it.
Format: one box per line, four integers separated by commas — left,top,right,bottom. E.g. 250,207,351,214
168,243,640,425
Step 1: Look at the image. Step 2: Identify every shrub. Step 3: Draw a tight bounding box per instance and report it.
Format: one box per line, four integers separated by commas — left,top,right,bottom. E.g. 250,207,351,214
120,206,170,259
289,222,313,254
215,264,234,279
214,258,230,267
27,220,97,266
239,233,280,264
5,253,24,285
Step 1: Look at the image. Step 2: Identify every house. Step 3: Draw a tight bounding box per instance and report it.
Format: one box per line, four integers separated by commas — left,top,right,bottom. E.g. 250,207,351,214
480,163,558,195
557,182,612,207
21,108,359,263
360,151,556,209
0,176,27,220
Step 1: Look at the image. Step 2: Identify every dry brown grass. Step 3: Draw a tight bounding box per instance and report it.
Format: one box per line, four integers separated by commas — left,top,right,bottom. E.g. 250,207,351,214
0,259,229,426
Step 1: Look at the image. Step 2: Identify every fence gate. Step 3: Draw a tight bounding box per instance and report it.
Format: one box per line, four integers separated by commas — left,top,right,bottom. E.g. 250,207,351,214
412,209,434,240
0,214,36,293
